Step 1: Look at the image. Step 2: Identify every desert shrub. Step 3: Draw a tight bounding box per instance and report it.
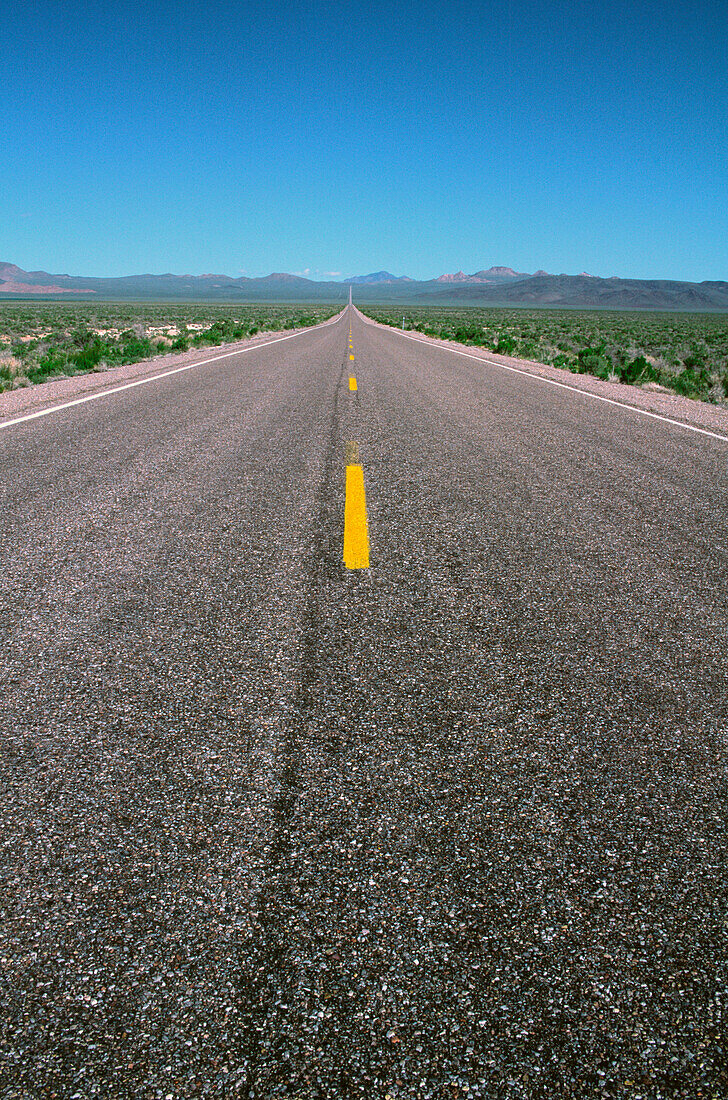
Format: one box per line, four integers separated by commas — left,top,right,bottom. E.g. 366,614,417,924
28,347,68,381
671,364,712,397
70,326,94,349
576,345,612,379
683,350,707,370
495,335,516,354
618,355,658,385
72,338,106,372
120,335,155,362
454,324,483,344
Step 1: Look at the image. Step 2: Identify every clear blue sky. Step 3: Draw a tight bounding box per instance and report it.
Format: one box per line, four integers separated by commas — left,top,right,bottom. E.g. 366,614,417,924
4,0,727,281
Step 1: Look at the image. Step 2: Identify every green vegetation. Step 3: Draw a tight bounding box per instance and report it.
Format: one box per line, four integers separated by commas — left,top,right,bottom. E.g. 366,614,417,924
0,302,337,390
362,306,728,404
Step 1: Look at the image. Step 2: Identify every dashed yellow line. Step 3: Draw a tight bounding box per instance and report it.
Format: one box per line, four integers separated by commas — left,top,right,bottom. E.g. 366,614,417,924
343,442,369,570
349,376,357,391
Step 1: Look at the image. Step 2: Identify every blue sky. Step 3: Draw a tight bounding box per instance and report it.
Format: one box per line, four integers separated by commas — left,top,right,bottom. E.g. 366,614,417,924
4,0,727,281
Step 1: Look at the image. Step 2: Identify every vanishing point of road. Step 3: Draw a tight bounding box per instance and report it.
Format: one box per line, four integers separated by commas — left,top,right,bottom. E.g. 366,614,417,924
1,307,726,1099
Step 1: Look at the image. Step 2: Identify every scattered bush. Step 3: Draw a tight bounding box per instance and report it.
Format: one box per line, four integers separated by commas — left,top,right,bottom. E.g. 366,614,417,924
363,306,728,405
618,355,658,385
30,347,68,381
454,324,484,344
0,304,337,389
73,338,106,372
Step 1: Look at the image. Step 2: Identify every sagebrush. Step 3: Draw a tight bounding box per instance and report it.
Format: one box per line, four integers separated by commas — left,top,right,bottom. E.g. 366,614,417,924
0,302,338,390
362,306,728,403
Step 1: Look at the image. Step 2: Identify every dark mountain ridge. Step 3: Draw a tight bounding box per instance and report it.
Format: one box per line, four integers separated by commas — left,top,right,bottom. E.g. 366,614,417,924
1,262,726,310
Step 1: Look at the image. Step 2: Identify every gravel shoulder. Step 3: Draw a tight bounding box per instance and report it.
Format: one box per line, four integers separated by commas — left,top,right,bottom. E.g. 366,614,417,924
359,309,728,438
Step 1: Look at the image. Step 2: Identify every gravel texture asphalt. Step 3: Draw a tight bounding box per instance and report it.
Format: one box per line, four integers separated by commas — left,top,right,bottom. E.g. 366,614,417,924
1,307,726,1099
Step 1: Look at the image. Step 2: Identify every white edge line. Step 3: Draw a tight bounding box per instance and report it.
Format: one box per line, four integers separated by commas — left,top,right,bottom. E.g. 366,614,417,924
0,310,345,430
356,309,728,445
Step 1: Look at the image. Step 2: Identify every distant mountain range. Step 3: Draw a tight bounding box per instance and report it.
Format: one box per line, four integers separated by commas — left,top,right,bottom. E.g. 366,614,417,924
2,261,727,310
345,267,543,286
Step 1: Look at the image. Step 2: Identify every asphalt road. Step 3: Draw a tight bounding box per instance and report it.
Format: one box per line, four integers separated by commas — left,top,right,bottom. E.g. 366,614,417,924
1,307,726,1099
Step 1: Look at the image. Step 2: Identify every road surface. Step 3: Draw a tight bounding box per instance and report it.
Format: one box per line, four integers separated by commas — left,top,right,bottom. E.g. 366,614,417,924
1,307,726,1098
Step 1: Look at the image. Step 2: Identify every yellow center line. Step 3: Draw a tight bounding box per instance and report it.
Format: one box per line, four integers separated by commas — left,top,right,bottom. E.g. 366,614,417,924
344,469,370,569
349,376,357,391
343,443,369,570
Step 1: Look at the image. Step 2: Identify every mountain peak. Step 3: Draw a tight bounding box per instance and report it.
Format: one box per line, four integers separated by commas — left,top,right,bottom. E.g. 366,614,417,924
345,271,412,284
260,272,309,282
0,262,30,279
436,267,532,284
475,266,522,278
436,271,471,283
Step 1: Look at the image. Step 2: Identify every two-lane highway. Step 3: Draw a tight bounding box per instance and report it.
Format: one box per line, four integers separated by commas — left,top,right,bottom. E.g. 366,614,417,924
1,307,726,1098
